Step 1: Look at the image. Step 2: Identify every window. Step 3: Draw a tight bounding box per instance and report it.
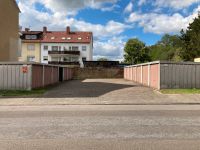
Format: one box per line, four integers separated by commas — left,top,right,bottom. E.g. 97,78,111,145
43,56,48,61
27,44,35,51
52,57,60,62
78,37,82,40
52,46,58,51
82,46,87,51
72,46,79,51
51,37,55,40
62,37,66,40
44,45,48,50
25,35,37,40
27,56,35,62
72,57,79,62
64,47,67,51
67,37,71,40
82,57,87,62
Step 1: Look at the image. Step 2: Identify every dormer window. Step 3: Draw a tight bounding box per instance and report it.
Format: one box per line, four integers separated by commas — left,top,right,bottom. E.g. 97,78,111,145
62,37,66,40
25,35,37,40
51,37,55,40
78,37,82,40
67,37,71,40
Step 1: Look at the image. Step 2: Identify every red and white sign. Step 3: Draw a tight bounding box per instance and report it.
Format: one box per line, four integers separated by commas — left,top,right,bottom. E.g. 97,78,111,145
22,65,28,73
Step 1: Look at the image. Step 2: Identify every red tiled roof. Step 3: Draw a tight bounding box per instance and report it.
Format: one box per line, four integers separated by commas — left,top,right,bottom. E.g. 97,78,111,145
22,31,42,35
42,31,92,44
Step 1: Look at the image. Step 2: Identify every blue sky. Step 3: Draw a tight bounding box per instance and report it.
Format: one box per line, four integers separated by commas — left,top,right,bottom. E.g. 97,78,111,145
17,0,200,60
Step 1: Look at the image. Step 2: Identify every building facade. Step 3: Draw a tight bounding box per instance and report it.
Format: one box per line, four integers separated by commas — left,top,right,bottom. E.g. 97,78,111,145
194,58,200,62
19,29,43,62
19,27,93,67
0,0,20,61
41,27,93,67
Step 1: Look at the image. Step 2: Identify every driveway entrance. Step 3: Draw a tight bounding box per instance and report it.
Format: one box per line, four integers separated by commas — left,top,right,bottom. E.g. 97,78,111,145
41,79,200,105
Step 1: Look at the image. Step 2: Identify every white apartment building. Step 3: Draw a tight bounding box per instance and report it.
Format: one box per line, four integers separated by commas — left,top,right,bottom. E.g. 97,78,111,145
41,27,93,67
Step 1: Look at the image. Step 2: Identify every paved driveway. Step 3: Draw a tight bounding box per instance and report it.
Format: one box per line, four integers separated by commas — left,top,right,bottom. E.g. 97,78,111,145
0,79,200,105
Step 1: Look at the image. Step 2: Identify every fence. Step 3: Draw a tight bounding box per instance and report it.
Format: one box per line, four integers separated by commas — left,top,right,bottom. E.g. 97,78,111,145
124,61,200,89
0,62,74,90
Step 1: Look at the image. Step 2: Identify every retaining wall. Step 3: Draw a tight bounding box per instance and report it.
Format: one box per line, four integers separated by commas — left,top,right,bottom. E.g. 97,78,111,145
124,61,200,89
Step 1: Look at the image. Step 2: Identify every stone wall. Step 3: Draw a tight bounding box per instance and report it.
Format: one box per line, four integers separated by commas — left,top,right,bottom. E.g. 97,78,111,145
73,67,124,79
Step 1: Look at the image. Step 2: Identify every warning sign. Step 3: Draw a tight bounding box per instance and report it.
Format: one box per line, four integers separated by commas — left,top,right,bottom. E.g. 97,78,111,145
22,65,28,73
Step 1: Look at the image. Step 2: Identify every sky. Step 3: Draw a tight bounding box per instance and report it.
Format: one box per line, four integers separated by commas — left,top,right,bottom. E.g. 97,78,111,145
16,0,200,61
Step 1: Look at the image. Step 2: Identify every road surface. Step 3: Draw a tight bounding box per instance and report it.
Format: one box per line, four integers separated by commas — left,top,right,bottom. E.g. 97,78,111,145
0,105,200,150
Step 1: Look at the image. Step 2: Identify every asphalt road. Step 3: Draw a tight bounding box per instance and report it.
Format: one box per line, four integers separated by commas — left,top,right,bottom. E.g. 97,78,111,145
1,105,200,150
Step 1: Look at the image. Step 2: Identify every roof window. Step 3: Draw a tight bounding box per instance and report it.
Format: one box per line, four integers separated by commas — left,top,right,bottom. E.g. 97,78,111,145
51,37,55,40
67,37,71,40
78,37,82,40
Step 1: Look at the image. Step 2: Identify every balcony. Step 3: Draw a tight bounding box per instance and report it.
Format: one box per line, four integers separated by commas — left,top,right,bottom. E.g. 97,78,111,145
48,51,80,55
48,61,80,66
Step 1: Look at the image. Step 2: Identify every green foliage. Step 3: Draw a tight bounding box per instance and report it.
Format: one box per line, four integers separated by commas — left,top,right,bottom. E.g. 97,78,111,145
124,38,151,64
149,34,183,62
160,89,200,94
124,14,200,62
0,89,47,97
180,13,200,61
97,57,109,61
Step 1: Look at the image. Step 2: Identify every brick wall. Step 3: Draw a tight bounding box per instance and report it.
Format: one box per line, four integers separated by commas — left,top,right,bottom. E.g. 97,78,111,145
73,67,124,79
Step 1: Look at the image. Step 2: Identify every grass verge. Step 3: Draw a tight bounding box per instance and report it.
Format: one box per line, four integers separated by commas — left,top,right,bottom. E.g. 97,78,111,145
0,88,47,97
160,89,200,94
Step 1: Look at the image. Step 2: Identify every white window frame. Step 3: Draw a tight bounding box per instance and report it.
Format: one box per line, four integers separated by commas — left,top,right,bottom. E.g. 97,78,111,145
27,44,35,51
27,56,35,62
43,56,48,61
44,45,48,50
82,46,87,51
52,46,59,51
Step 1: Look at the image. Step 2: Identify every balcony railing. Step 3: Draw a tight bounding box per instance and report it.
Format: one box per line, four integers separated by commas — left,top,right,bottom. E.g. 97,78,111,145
48,61,80,65
48,51,80,55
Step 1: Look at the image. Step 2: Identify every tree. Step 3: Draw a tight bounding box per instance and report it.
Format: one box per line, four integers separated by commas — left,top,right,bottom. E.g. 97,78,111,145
180,13,200,61
97,58,109,61
149,34,183,62
124,38,151,64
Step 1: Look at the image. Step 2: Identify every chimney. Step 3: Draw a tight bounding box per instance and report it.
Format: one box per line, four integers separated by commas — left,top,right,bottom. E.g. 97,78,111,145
25,28,30,32
66,26,70,34
43,26,47,33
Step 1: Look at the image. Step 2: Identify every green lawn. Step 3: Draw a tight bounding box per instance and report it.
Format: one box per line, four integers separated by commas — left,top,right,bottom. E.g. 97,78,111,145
0,89,47,97
160,89,200,94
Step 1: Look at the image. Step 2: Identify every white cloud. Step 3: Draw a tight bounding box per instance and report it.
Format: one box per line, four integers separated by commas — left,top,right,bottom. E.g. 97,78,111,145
18,0,128,60
29,0,119,16
136,0,200,10
94,36,125,60
138,0,147,6
127,6,200,34
154,0,200,10
124,1,133,13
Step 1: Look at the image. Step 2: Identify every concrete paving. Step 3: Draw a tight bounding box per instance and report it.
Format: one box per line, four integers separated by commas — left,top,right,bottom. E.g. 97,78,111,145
0,79,200,105
1,105,200,150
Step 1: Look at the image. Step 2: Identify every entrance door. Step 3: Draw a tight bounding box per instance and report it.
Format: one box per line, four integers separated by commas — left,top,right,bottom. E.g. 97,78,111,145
59,67,63,82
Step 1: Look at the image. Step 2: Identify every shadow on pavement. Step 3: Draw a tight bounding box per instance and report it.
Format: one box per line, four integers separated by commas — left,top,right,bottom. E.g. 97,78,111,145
41,80,136,98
